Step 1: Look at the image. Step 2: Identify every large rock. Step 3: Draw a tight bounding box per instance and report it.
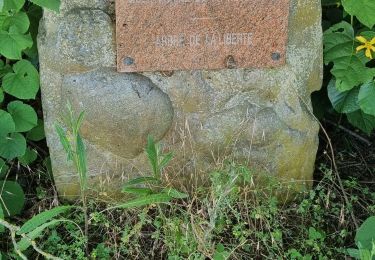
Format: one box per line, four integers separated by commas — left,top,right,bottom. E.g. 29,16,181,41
38,0,322,199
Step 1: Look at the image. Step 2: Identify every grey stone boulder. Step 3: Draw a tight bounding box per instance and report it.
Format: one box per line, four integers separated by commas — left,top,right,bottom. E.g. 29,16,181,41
38,0,323,199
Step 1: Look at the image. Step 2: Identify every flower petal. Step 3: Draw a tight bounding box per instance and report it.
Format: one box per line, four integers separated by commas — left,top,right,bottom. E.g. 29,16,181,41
371,46,375,52
356,36,368,43
356,45,366,52
365,48,373,59
370,37,375,45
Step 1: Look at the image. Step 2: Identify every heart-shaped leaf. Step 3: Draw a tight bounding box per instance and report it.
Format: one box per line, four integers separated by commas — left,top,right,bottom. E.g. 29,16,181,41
0,11,30,33
0,180,25,216
7,101,37,132
26,119,45,141
342,0,375,29
2,59,39,99
0,133,26,159
328,80,360,113
2,0,25,12
355,216,375,250
0,27,32,60
0,109,15,136
18,147,37,166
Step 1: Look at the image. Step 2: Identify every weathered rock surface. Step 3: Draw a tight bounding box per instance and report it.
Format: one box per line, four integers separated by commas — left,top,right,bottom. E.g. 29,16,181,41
38,0,323,198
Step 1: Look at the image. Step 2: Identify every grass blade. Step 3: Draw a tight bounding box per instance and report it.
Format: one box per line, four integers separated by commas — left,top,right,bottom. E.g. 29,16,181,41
18,206,75,235
106,193,173,211
122,177,160,188
122,187,153,196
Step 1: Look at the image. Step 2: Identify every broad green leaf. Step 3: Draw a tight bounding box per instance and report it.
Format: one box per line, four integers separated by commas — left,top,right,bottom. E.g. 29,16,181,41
328,80,360,113
122,187,153,196
347,248,360,259
26,119,45,141
18,206,74,234
0,205,4,233
342,0,375,28
358,81,375,116
2,0,24,12
162,188,188,199
323,22,374,91
0,89,3,103
18,147,37,166
0,27,32,60
7,101,37,132
2,59,39,99
0,180,25,216
29,0,60,12
108,193,173,210
356,216,375,250
324,22,355,64
18,219,69,251
0,158,9,179
122,176,160,188
0,109,15,136
0,133,26,159
1,11,30,33
347,110,375,135
331,56,375,91
0,0,4,11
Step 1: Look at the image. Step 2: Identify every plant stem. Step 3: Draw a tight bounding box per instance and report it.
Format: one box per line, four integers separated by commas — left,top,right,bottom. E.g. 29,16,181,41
0,218,63,260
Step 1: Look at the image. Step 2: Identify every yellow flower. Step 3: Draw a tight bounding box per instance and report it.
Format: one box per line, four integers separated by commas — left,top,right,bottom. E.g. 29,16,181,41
356,36,375,59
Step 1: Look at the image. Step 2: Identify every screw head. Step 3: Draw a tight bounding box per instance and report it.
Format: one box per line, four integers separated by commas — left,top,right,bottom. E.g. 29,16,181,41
271,52,281,61
225,55,237,69
123,56,135,66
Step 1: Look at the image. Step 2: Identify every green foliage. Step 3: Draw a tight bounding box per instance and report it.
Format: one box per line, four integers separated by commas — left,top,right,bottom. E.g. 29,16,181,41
118,135,187,210
7,100,37,132
0,204,4,233
111,194,176,210
323,1,375,134
29,0,60,12
55,103,87,193
328,80,360,113
341,0,375,28
2,59,39,99
18,206,74,234
0,180,25,216
0,0,60,229
0,133,26,159
347,216,375,259
146,135,174,179
0,28,32,59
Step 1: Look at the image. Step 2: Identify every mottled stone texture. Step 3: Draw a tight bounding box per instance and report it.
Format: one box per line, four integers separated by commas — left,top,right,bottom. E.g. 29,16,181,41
38,0,322,199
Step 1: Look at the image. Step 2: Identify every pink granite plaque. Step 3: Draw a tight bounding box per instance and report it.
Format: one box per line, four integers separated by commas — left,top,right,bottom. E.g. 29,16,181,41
116,0,290,72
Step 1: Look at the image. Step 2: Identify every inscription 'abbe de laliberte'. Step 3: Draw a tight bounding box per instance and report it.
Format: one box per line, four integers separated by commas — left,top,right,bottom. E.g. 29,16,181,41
116,0,290,72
